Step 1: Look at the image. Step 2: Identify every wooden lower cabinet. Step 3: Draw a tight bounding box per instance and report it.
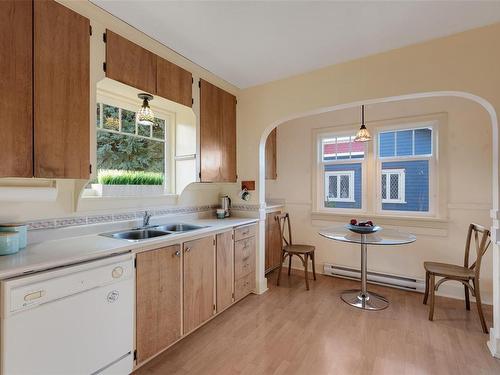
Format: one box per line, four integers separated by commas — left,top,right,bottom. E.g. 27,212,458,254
265,211,282,273
136,245,182,364
216,231,234,312
183,236,215,334
135,228,256,368
234,225,256,300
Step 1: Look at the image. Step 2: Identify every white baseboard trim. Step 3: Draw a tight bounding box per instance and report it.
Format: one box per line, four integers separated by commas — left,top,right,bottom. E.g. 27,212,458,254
254,277,268,295
284,262,493,305
487,332,500,358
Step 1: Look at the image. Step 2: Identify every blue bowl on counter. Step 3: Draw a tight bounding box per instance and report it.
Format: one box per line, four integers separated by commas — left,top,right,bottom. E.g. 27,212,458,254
0,224,27,248
0,232,20,256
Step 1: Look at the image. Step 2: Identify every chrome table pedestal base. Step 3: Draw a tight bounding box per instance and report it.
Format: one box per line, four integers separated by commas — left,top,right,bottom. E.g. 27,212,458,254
341,290,388,311
341,234,389,311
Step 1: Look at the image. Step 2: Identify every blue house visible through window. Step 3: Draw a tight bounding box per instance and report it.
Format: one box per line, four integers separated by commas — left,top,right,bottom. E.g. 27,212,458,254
324,163,362,209
378,127,432,213
321,134,364,210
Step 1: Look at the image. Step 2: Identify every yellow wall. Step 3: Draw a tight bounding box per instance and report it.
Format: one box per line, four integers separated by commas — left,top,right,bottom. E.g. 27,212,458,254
234,22,500,349
236,23,500,203
266,97,493,301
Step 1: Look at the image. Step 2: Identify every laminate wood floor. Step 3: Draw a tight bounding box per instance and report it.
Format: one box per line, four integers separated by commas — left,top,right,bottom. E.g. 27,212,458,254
134,269,500,375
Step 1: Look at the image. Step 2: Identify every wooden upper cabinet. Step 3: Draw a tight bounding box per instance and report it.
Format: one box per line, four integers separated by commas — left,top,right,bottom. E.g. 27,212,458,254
136,245,182,364
105,30,156,94
156,57,192,107
265,128,277,180
34,0,90,179
183,236,215,334
0,0,33,178
200,79,237,182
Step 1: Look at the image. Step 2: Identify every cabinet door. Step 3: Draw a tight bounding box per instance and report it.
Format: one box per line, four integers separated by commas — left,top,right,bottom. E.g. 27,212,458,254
200,79,237,182
34,0,90,179
183,236,215,334
265,216,272,272
265,128,277,180
266,211,282,273
106,30,156,94
156,57,192,107
136,245,182,364
216,231,234,312
0,0,32,178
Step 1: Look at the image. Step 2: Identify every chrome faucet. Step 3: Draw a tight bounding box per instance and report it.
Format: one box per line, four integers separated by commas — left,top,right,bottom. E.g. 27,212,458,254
143,211,152,227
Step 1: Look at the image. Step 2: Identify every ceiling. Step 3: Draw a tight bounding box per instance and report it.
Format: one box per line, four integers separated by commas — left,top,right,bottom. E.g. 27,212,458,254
91,1,500,89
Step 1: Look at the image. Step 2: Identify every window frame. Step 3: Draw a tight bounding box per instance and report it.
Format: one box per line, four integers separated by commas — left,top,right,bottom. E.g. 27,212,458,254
324,170,355,203
92,89,175,195
381,168,406,204
374,121,438,217
315,128,367,213
312,117,442,219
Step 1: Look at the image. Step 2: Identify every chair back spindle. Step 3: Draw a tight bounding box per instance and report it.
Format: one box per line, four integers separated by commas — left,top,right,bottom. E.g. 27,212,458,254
275,213,293,249
464,223,491,279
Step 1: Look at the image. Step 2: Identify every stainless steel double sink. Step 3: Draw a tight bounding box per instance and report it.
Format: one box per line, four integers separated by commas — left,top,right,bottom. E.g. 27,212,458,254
100,223,207,242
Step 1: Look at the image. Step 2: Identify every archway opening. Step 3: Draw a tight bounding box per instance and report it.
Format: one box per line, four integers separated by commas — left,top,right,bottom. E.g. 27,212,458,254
257,91,499,354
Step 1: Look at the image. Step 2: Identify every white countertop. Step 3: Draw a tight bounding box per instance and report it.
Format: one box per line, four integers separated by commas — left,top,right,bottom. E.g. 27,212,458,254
0,217,258,280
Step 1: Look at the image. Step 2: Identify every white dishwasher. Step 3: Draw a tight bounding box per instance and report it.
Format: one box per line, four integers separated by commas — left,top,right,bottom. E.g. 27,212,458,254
1,253,135,375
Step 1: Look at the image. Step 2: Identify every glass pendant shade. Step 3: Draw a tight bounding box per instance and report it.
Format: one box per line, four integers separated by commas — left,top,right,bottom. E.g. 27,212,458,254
354,124,371,142
137,93,155,126
354,105,371,142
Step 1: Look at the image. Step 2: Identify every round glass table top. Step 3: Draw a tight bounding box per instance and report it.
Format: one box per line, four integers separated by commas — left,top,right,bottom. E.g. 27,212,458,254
319,226,416,245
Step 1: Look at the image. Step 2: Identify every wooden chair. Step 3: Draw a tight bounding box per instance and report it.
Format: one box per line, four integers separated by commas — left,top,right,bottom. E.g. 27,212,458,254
423,223,491,333
275,213,316,290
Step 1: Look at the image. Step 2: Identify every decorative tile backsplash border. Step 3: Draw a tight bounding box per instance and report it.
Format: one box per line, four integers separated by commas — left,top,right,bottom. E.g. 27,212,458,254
26,205,218,231
231,204,261,211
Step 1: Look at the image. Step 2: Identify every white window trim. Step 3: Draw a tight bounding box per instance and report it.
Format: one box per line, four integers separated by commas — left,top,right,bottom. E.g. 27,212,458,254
381,168,406,204
313,126,366,213
374,120,437,217
325,170,355,203
86,89,176,196
312,115,443,220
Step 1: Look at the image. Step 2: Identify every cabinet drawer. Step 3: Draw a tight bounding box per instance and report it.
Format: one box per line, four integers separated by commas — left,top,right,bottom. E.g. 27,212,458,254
234,224,256,241
235,250,255,279
234,273,255,300
235,237,255,264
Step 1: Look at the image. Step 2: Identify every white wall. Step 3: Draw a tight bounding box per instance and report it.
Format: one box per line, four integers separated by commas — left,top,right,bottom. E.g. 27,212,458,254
266,96,493,302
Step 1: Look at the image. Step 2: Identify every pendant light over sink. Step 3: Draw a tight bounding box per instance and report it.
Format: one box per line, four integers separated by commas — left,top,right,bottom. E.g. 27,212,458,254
354,105,371,142
137,93,155,126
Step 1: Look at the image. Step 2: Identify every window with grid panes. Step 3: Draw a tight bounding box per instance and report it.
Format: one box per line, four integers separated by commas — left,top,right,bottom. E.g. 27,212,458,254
320,135,364,209
378,127,433,213
96,102,167,184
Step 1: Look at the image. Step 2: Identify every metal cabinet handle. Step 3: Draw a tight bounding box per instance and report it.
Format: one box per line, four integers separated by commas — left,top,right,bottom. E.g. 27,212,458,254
174,250,181,257
185,247,191,253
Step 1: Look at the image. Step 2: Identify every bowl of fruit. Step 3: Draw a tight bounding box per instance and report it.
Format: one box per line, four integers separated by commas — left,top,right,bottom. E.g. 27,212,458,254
346,219,381,234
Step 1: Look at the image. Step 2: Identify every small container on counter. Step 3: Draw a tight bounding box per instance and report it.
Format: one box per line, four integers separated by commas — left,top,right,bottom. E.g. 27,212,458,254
0,232,20,256
216,209,226,219
0,224,28,248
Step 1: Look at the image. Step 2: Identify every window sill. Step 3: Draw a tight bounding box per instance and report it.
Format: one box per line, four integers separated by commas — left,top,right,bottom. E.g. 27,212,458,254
78,191,179,212
311,211,448,233
82,193,178,200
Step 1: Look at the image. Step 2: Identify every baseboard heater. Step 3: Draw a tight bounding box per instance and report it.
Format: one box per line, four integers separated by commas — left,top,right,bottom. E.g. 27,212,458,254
323,263,425,293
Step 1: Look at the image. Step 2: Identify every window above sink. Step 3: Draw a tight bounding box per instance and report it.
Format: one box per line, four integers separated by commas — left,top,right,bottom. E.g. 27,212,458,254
84,79,197,199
